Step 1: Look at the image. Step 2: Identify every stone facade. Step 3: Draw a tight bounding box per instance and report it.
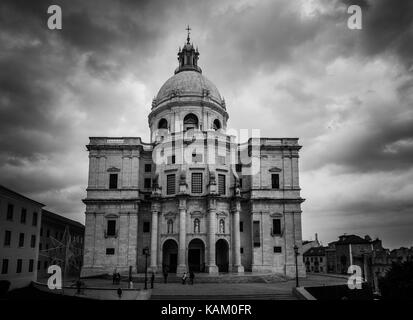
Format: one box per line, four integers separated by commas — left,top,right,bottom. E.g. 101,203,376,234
81,34,305,278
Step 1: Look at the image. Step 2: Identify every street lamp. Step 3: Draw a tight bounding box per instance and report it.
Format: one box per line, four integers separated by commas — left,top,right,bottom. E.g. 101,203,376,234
143,247,150,290
294,245,299,287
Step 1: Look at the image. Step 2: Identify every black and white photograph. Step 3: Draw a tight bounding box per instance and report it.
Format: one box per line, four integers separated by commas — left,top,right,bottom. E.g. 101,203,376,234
0,0,412,312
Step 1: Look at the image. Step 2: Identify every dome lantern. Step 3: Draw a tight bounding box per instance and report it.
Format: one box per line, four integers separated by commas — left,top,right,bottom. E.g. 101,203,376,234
175,25,202,74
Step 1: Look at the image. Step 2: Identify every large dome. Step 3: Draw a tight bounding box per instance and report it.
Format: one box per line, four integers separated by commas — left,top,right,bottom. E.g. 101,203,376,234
155,70,222,103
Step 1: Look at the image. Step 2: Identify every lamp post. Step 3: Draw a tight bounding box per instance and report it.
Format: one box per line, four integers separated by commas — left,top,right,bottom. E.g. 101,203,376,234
143,247,150,290
294,245,299,287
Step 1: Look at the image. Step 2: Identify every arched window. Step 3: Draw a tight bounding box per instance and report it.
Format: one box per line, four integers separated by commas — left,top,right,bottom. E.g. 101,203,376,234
167,219,173,234
219,219,225,233
183,113,199,131
194,218,200,233
213,119,221,131
158,118,168,129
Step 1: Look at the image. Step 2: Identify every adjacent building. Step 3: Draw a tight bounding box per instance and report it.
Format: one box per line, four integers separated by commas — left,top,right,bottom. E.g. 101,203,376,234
0,185,44,290
81,32,306,278
38,210,85,279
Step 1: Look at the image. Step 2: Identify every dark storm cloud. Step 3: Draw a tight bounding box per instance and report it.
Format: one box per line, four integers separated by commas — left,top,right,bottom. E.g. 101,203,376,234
341,0,413,68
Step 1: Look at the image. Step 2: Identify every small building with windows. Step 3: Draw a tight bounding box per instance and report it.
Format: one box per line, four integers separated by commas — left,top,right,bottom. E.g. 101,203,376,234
81,32,305,278
0,185,44,290
303,247,327,273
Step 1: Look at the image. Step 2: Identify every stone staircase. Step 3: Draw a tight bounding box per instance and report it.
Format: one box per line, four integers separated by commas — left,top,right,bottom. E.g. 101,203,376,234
101,272,288,284
150,293,296,300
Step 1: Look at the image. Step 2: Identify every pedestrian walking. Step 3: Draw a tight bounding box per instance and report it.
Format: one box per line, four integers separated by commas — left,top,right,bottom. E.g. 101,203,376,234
182,272,187,284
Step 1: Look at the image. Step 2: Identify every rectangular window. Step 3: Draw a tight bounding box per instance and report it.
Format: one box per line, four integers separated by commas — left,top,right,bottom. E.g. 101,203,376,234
191,172,203,194
20,208,27,224
253,221,260,247
7,204,14,221
271,174,280,189
166,174,176,195
30,235,36,248
272,219,281,235
29,259,34,272
109,174,118,189
218,174,226,195
144,164,152,172
32,212,38,226
1,259,9,274
240,247,244,254
144,178,151,189
16,259,22,273
143,221,150,233
239,221,244,232
235,164,242,172
19,233,25,247
273,246,282,253
4,230,11,246
239,178,243,188
37,261,41,271
107,220,116,236
106,248,115,255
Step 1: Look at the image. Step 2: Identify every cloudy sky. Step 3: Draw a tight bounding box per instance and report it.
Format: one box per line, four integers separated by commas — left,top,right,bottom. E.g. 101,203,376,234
1,0,412,249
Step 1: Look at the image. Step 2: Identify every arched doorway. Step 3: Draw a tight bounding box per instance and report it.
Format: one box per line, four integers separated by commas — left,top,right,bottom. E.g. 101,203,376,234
215,239,229,272
162,239,178,273
188,239,205,272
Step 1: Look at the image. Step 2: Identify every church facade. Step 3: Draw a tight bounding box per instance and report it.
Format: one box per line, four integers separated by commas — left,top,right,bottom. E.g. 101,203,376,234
81,32,305,278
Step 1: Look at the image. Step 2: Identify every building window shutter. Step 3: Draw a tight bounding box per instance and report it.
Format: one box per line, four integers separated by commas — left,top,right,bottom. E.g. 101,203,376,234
167,174,176,195
191,173,203,194
218,174,226,195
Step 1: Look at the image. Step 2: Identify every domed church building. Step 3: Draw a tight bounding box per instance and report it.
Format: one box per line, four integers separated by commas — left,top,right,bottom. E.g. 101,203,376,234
81,30,305,278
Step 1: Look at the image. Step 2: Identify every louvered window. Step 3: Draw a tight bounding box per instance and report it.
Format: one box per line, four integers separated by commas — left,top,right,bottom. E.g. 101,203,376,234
167,174,176,195
218,174,226,195
191,173,203,194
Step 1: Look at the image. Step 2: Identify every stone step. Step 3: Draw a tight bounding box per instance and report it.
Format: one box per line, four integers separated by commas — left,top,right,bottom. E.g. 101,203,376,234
150,294,296,300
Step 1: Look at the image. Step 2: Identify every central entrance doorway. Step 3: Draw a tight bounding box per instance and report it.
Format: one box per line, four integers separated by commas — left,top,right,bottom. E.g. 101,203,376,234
188,238,205,272
216,239,229,272
162,239,178,273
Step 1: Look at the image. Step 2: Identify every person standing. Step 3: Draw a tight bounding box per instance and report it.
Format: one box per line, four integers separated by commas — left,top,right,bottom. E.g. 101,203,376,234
163,269,168,284
189,271,195,285
150,272,155,289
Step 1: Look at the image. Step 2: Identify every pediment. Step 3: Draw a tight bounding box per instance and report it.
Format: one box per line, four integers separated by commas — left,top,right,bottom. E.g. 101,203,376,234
268,167,282,173
190,211,204,218
164,211,177,220
107,166,120,172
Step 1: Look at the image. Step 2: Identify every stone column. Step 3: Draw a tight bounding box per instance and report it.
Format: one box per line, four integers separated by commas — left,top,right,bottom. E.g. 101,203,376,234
150,201,160,272
232,199,244,273
206,197,218,274
177,197,187,274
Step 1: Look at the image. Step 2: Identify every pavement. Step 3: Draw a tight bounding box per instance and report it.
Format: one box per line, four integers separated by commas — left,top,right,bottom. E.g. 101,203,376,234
38,273,348,300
